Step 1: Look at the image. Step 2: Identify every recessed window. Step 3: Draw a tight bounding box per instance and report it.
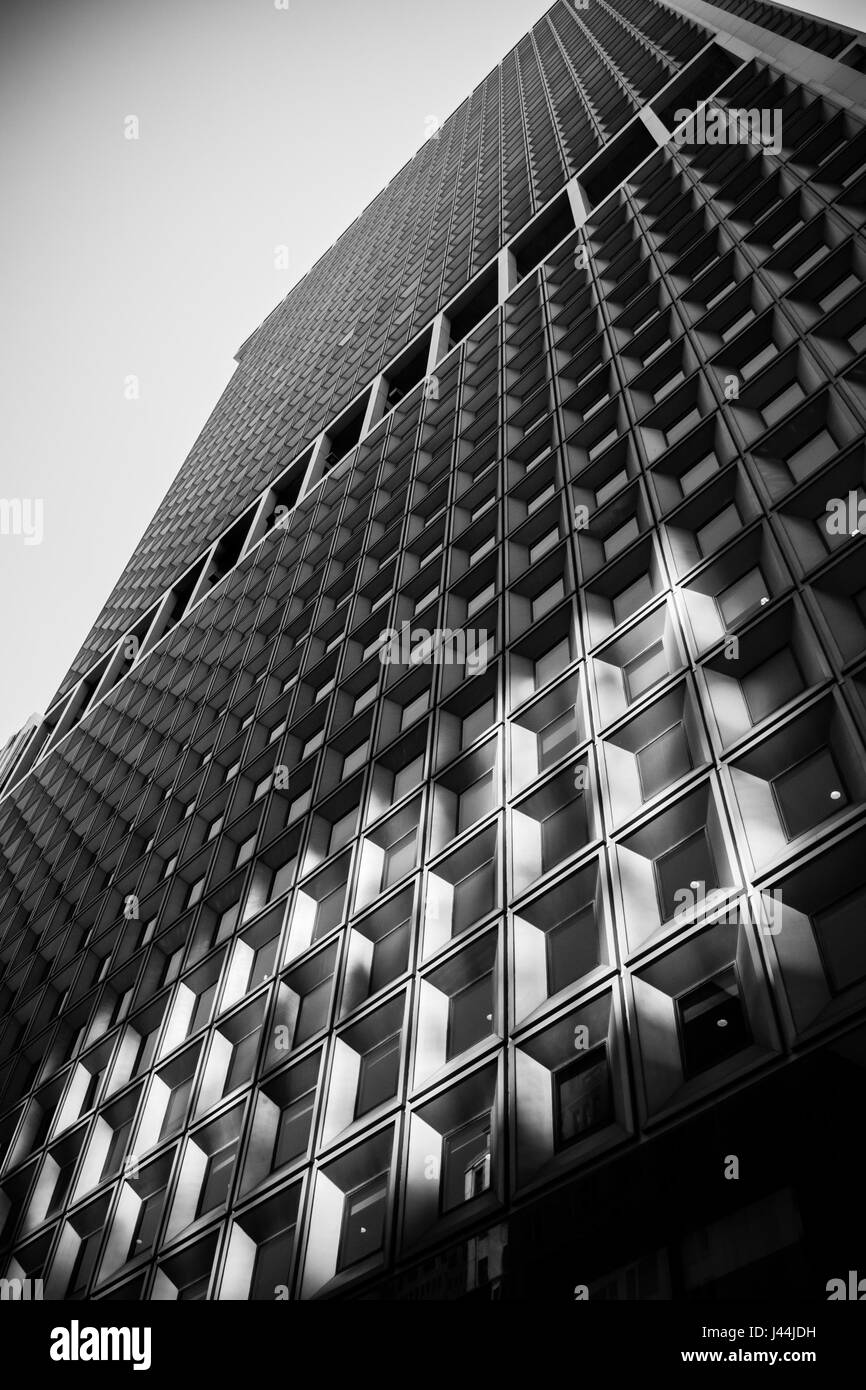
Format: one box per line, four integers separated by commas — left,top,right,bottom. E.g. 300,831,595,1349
546,903,596,996
538,710,577,770
654,829,717,921
273,1090,315,1169
716,566,768,627
236,835,257,868
762,381,804,427
636,722,692,800
676,966,750,1078
529,529,559,565
369,919,411,994
207,815,224,842
401,692,428,730
666,406,701,447
250,1224,296,1301
679,453,718,496
612,574,653,626
160,1078,193,1141
742,647,803,723
253,775,271,802
382,829,416,889
553,1044,613,1149
596,468,629,506
338,1173,388,1270
127,1182,168,1260
468,583,496,620
457,770,495,835
225,1023,261,1092
447,971,495,1059
771,748,848,840
814,887,866,994
164,855,178,879
696,503,740,556
196,1137,239,1218
302,731,324,759
603,517,639,562
342,741,369,778
534,638,571,691
527,482,556,514
442,1113,491,1212
623,640,668,702
355,1033,401,1118
295,977,332,1045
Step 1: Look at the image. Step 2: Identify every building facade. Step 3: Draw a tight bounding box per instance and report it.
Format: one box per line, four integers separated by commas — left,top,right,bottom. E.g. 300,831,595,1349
2,0,866,1301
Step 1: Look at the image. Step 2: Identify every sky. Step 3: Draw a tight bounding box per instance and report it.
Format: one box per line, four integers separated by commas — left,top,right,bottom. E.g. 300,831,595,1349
0,0,862,743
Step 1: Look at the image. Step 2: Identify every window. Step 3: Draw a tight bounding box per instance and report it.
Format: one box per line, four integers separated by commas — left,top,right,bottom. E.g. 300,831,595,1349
68,1229,102,1299
442,1114,491,1212
191,981,218,1035
273,1091,315,1170
654,368,685,403
452,856,495,934
636,722,692,800
338,1173,388,1270
447,972,494,1059
369,919,411,994
603,517,639,561
527,482,556,513
342,741,369,778
666,406,701,447
250,1225,296,1301
654,829,717,920
101,1119,133,1180
596,468,628,506
302,731,324,759
612,574,653,626
462,698,495,748
457,770,494,834
207,815,224,842
696,503,740,556
553,1045,613,1149
534,638,571,691
814,887,866,994
355,1033,401,1118
226,1022,261,1092
623,640,668,701
771,748,848,840
382,829,416,889
186,878,205,909
538,710,577,770
679,453,718,496
127,1183,167,1260
529,529,559,565
294,977,332,1045
676,966,750,1078
467,583,496,620
253,776,271,803
401,691,428,730
160,1077,193,1140
716,567,768,627
741,343,776,378
762,381,804,427
546,903,596,996
176,1271,210,1301
353,685,377,716
742,648,803,722
329,809,357,856
196,1137,239,1217
819,273,859,313
48,1155,78,1216
393,754,424,803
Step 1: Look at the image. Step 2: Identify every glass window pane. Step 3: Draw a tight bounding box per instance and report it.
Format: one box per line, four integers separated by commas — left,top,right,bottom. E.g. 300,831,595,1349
447,972,494,1059
676,967,750,1078
623,640,668,701
355,1034,401,1117
654,829,717,920
772,749,847,839
636,723,692,800
554,1046,613,1148
338,1174,388,1269
442,1114,490,1212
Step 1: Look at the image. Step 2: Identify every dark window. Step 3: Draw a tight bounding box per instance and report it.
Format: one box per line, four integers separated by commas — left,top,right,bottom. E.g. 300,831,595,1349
654,829,717,920
226,1024,261,1093
197,1137,239,1217
127,1184,167,1260
355,1033,401,1118
676,966,750,1078
101,1119,132,1180
623,640,668,701
442,1113,491,1212
338,1173,388,1270
772,748,848,840
636,722,692,800
273,1090,315,1170
553,1045,613,1149
538,711,577,769
814,887,866,994
447,972,494,1059
294,977,332,1045
250,1226,296,1301
546,903,597,996
177,1271,210,1300
160,1077,193,1140
369,920,411,994
716,567,768,627
742,648,803,723
68,1229,101,1299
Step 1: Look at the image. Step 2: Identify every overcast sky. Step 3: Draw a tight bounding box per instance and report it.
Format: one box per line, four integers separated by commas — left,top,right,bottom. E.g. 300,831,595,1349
0,0,862,742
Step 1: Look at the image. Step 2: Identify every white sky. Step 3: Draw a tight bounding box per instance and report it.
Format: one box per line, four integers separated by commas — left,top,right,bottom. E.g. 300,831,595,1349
0,0,862,741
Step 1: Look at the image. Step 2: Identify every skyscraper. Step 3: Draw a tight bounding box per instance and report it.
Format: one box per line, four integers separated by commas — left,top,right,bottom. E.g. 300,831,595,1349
2,0,866,1302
